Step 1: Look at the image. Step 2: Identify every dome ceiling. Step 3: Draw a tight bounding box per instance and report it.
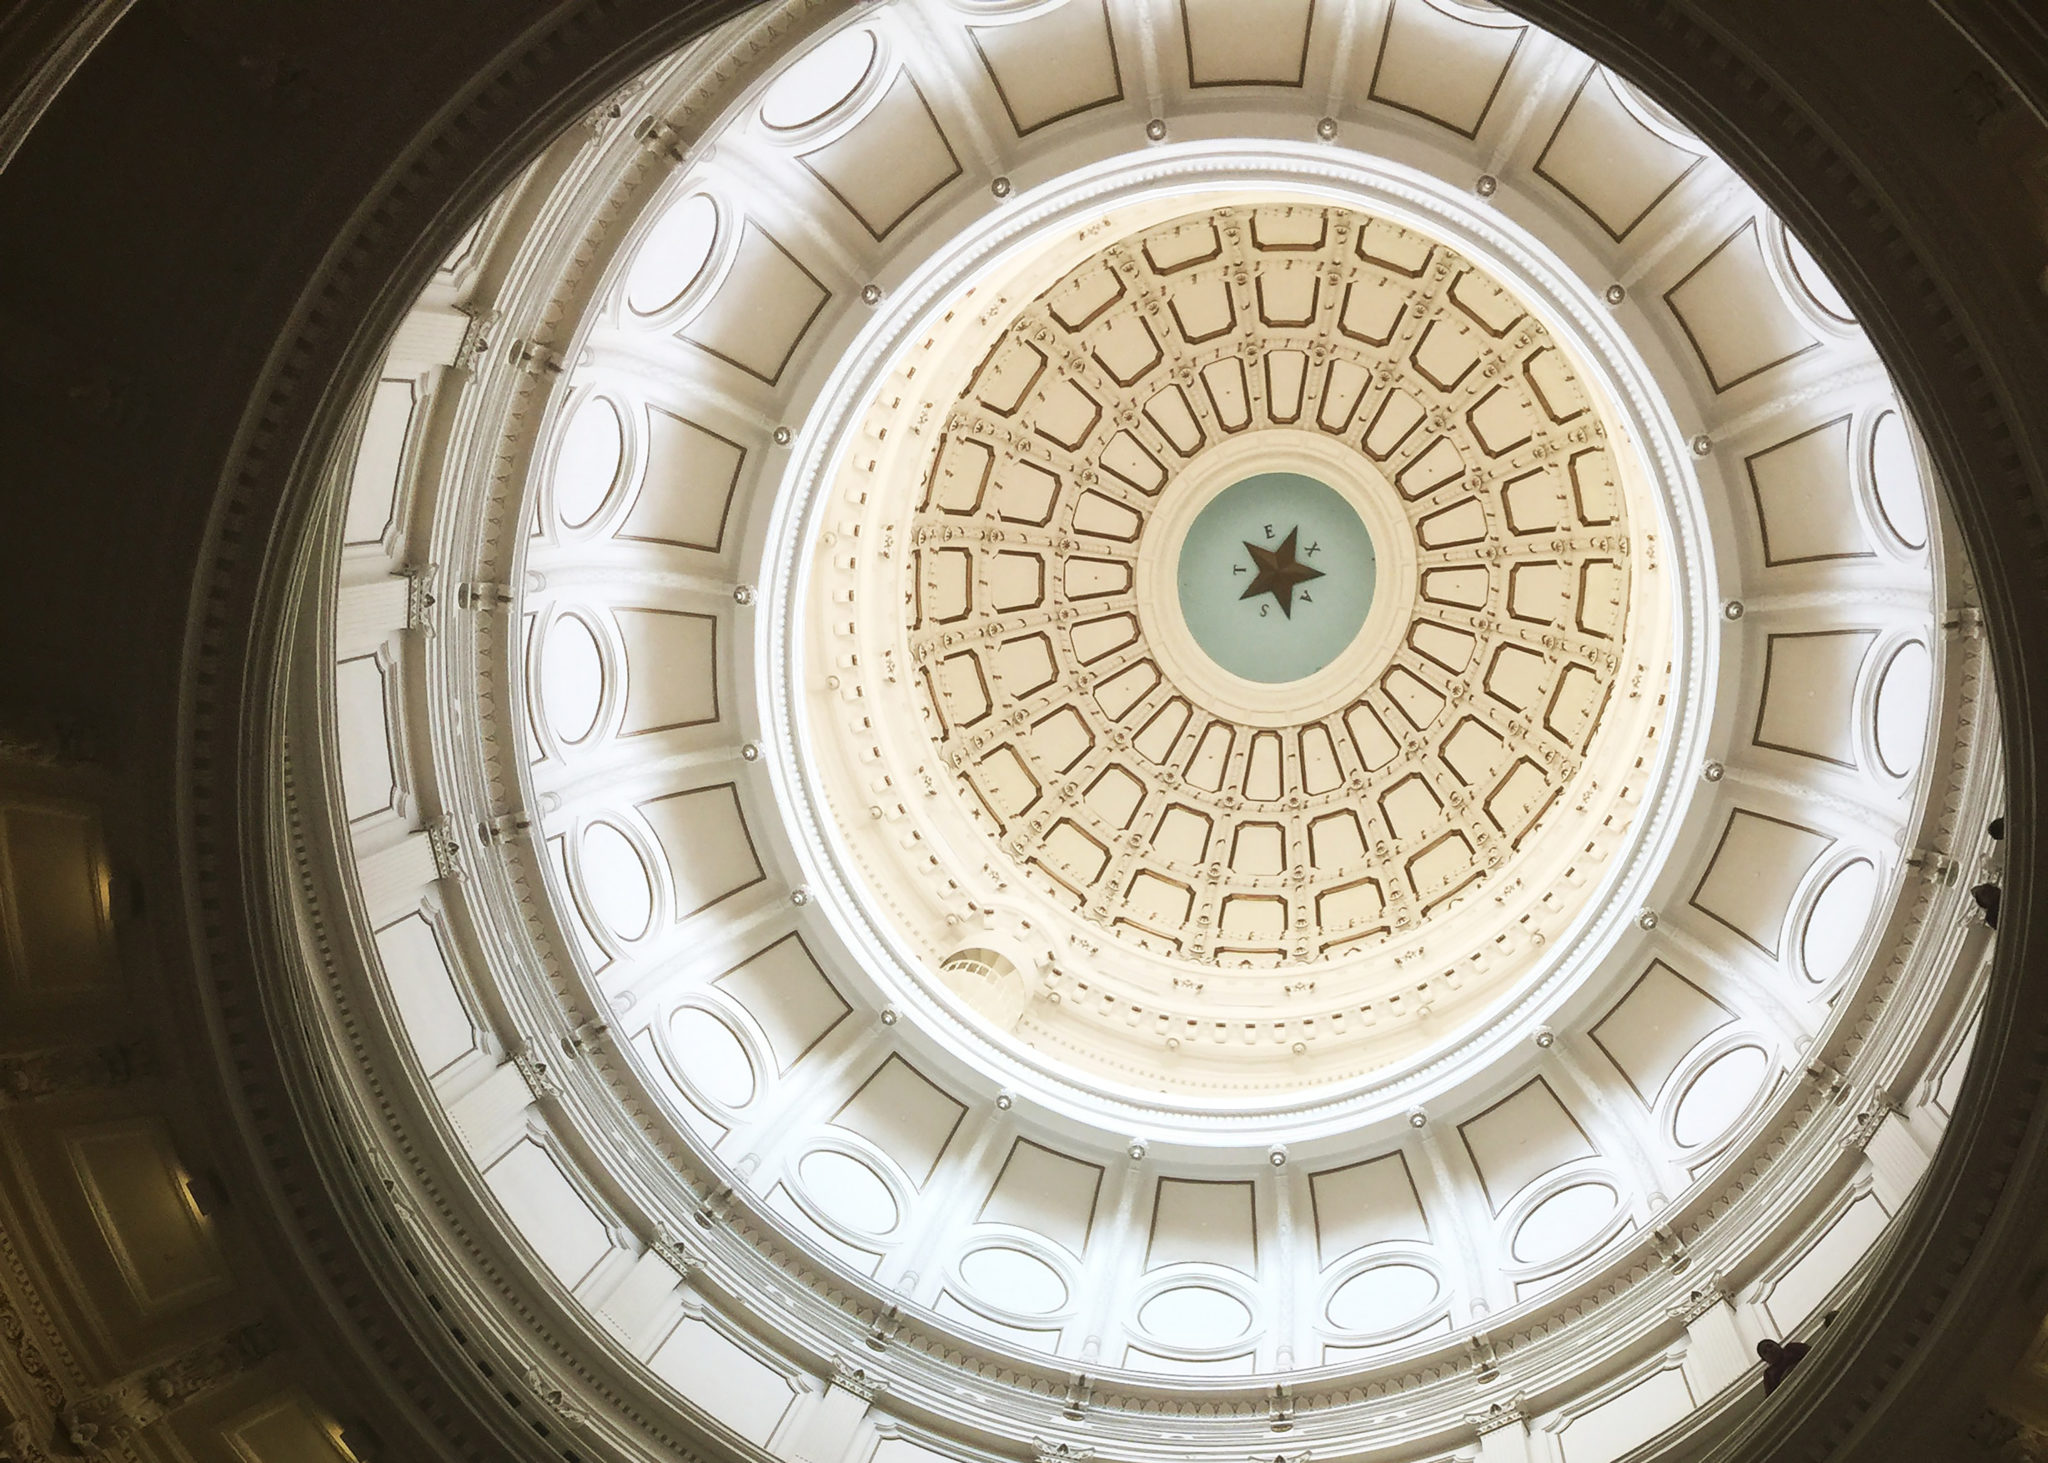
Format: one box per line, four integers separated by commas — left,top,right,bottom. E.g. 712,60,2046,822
806,198,1672,1096
798,193,1679,1090
284,0,1996,1458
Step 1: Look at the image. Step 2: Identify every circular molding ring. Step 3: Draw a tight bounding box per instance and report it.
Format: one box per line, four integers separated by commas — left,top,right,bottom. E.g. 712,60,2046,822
761,141,1717,1142
1131,428,1421,728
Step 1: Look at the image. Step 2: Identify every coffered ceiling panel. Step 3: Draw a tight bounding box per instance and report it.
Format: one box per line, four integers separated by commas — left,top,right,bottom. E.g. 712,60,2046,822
979,1139,1104,1255
1744,416,1872,566
713,934,851,1073
799,74,962,240
1457,1079,1597,1209
646,1316,799,1445
1534,68,1704,240
679,223,830,384
1588,961,1736,1106
68,1118,231,1314
483,1139,619,1289
1664,221,1821,392
1308,1152,1430,1264
1689,809,1836,957
1147,1177,1258,1273
1370,0,1527,138
342,378,418,546
1181,0,1314,86
620,407,745,551
333,657,396,822
971,0,1123,134
615,609,719,736
375,912,481,1079
0,802,114,993
831,1056,968,1185
1754,629,1879,766
637,784,765,920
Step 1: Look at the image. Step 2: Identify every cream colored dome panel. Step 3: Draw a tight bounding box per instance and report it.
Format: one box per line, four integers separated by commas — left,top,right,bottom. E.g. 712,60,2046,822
794,185,1683,1103
1531,69,1705,242
1182,0,1316,88
1367,0,1525,136
1745,416,1878,567
289,2,2000,1460
969,1,1123,136
890,206,1646,994
1663,222,1825,394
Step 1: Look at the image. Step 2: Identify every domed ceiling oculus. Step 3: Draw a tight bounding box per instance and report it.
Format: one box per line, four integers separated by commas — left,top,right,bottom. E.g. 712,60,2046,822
1175,472,1374,682
799,201,1674,1101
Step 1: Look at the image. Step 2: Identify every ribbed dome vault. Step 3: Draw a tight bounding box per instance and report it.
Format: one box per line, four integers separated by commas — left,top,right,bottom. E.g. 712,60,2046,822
292,1,1999,1459
799,191,1678,1104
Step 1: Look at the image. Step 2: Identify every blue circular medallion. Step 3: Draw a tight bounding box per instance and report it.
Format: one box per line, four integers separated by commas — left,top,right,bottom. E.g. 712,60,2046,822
1175,473,1376,684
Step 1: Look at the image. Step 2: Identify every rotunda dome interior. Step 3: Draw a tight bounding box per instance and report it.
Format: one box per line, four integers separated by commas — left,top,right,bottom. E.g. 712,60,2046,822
9,3,2040,1463
790,188,1680,1110
287,0,1996,1436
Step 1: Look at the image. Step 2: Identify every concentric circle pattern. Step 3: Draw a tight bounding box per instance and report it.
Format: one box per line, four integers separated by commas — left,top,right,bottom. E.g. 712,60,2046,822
809,201,1671,1095
1175,472,1377,684
915,205,1648,940
295,0,1995,1455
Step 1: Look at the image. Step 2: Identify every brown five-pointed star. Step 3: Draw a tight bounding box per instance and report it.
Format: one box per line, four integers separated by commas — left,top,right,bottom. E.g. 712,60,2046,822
1239,526,1324,617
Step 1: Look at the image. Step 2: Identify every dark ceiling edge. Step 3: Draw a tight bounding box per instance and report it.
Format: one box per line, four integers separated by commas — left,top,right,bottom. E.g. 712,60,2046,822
152,2,771,1460
0,0,135,173
1933,0,2048,129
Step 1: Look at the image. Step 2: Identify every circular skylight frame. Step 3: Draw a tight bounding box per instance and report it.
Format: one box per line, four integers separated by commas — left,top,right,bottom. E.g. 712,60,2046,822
757,141,1719,1143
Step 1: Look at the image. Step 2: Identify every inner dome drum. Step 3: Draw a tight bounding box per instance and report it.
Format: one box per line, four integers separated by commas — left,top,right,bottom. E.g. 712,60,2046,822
791,199,1678,1103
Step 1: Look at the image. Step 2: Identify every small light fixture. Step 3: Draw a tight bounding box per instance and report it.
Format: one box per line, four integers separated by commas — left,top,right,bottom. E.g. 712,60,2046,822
1637,908,1659,930
1315,117,1338,141
773,425,792,445
1475,174,1498,197
995,1091,1014,1110
790,886,810,907
1127,1138,1149,1160
990,176,1012,198
1145,118,1167,142
1407,1107,1428,1129
1268,1144,1288,1167
1702,760,1724,782
860,283,882,305
1723,600,1745,621
1534,1027,1556,1048
740,741,761,762
732,583,754,605
1605,283,1626,305
1692,433,1713,456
